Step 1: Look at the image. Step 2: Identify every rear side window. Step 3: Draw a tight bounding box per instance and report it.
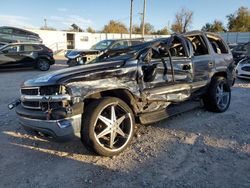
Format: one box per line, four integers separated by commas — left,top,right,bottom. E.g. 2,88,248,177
32,45,43,51
130,40,142,46
111,41,129,49
13,29,27,36
187,35,209,56
23,45,34,51
206,34,228,54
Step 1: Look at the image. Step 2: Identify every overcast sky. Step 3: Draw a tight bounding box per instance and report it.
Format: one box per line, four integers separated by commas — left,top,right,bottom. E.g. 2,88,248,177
1,0,249,31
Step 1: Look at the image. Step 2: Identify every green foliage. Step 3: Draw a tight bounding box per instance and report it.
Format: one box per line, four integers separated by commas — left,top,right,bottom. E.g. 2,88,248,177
102,20,128,34
153,27,170,35
86,27,95,33
227,6,250,32
202,20,226,32
132,23,155,34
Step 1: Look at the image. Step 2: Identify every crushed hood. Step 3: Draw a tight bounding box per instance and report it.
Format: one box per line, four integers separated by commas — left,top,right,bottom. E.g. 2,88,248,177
23,60,125,87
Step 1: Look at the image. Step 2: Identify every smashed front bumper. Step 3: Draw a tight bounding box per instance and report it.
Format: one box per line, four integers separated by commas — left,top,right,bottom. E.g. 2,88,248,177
16,105,82,140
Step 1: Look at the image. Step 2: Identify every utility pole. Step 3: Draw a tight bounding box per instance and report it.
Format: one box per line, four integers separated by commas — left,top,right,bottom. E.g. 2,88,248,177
44,18,47,29
129,0,133,39
141,0,146,37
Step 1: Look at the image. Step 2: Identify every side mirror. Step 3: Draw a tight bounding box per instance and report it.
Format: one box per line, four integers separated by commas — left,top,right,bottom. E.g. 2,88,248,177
2,50,8,54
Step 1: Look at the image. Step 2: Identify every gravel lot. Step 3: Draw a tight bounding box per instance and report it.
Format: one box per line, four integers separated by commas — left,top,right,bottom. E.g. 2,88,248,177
0,58,250,188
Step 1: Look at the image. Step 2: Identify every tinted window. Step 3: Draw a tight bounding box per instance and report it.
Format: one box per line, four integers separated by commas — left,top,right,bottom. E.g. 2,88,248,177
0,28,13,34
111,41,129,49
187,35,209,56
13,29,27,36
130,40,142,46
32,45,43,51
207,34,228,54
2,45,21,53
91,40,113,50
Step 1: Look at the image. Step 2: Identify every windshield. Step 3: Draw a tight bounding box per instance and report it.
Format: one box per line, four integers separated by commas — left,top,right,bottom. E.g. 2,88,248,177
91,40,113,50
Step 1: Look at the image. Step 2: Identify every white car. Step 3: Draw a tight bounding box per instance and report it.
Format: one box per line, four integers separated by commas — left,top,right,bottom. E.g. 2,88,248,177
236,57,250,79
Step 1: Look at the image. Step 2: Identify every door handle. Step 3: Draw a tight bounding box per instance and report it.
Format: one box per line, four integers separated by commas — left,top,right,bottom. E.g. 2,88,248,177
182,64,191,70
208,62,213,67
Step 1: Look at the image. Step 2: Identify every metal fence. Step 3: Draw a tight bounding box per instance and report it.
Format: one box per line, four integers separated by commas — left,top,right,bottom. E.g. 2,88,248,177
219,32,250,44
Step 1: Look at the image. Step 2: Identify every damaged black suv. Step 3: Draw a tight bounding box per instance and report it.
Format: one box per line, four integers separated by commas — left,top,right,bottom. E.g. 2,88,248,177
10,31,235,156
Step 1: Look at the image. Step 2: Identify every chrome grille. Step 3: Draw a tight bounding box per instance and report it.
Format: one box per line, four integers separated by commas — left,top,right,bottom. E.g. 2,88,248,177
21,87,39,95
242,66,250,72
22,101,40,109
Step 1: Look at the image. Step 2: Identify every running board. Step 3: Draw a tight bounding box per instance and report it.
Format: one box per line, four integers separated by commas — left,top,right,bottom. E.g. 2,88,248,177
139,100,201,125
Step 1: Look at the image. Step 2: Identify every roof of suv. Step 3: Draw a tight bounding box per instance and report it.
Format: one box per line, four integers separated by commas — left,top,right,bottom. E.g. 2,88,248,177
0,26,40,37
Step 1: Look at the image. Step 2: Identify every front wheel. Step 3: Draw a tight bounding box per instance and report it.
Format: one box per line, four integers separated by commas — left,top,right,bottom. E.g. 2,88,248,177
203,76,231,112
37,58,50,71
81,97,135,156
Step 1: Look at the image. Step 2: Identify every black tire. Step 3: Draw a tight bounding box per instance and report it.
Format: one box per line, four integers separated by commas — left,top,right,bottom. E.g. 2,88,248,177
81,97,135,156
203,76,231,112
67,59,78,67
37,58,50,71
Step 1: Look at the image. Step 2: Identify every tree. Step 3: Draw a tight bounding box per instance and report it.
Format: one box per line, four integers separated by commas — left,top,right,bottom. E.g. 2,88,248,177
132,22,155,35
227,6,250,32
202,20,226,32
132,24,141,34
102,20,128,33
212,20,226,32
86,27,95,33
153,27,170,35
144,23,155,34
202,23,213,32
171,8,193,33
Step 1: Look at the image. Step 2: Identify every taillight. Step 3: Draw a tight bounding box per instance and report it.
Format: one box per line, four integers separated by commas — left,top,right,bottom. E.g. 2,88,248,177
47,48,53,53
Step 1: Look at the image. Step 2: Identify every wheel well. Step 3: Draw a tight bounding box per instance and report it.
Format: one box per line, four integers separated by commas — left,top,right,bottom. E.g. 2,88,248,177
212,72,227,80
84,89,140,115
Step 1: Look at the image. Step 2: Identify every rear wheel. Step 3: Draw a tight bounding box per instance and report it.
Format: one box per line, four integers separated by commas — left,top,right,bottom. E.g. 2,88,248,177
203,76,231,112
37,58,50,71
81,97,135,156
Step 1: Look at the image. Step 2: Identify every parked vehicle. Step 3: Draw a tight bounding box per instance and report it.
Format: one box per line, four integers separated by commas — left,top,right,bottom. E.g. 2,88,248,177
65,39,143,66
231,42,250,64
0,26,42,44
236,57,250,79
10,31,235,156
0,43,54,71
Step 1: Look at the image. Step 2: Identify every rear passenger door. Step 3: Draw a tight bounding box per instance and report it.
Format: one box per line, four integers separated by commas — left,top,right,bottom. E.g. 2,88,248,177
206,34,233,74
186,34,213,86
18,45,37,67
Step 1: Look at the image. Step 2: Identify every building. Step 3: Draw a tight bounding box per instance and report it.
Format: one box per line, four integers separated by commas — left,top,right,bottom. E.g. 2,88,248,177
28,29,166,53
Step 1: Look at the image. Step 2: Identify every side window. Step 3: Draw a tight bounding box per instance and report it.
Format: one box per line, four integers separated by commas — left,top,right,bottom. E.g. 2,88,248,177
3,45,21,53
206,35,228,54
111,41,129,49
13,29,27,36
23,45,36,52
187,35,209,56
32,45,42,51
169,37,187,57
2,28,13,34
130,40,142,46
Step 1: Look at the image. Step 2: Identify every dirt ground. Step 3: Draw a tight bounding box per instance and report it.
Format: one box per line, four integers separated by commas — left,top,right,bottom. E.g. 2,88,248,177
0,59,250,188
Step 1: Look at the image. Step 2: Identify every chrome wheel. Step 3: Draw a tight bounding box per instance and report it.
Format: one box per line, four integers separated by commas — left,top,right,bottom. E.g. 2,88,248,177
216,82,230,110
94,103,133,152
